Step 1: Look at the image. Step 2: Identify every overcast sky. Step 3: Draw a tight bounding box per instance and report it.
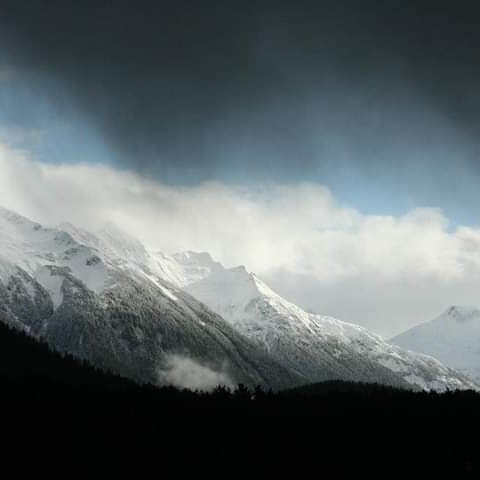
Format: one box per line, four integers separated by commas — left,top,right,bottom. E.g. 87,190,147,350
1,1,480,336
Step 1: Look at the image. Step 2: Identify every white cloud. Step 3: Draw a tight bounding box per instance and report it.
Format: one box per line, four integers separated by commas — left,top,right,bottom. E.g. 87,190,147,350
2,142,480,337
157,354,233,391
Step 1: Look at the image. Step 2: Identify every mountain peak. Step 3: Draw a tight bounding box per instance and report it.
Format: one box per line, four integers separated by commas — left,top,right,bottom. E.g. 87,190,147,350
154,250,225,287
227,265,249,276
392,305,480,384
171,251,224,272
186,262,478,392
185,264,284,319
172,250,215,263
442,305,480,322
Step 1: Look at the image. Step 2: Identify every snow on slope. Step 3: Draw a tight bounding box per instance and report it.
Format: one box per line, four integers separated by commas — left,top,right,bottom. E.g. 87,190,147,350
1,205,476,392
185,266,478,391
0,207,110,303
391,306,480,384
0,207,300,390
169,251,224,285
60,222,221,290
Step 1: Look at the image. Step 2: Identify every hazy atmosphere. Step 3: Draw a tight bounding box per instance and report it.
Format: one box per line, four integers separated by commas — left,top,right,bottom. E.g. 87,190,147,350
2,1,480,336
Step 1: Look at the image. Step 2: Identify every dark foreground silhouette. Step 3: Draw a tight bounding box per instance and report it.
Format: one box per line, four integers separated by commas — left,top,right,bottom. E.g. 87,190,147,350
0,320,478,474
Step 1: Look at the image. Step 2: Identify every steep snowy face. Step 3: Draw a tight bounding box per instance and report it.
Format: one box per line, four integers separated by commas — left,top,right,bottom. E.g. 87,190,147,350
60,220,222,290
0,207,301,391
391,306,480,384
171,251,224,285
60,221,165,280
186,267,478,392
0,208,111,302
148,250,224,287
184,266,271,319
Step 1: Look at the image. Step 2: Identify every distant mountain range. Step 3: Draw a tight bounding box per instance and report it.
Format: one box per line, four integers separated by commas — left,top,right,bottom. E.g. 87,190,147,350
392,306,480,384
184,266,476,390
0,205,476,391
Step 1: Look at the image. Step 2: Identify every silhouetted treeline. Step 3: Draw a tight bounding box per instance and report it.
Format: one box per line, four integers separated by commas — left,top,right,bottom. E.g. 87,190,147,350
0,320,479,474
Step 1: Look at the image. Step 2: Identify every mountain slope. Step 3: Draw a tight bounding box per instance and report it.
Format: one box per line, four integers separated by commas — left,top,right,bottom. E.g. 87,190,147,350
391,306,480,383
185,266,477,391
0,207,301,390
1,206,476,392
0,311,135,389
61,221,222,288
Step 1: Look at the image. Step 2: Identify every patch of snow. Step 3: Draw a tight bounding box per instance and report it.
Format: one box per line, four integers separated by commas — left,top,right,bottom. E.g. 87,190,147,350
377,357,410,373
34,266,64,308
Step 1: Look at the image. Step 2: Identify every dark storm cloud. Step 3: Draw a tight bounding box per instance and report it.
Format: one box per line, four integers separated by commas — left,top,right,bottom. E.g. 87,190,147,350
1,0,480,193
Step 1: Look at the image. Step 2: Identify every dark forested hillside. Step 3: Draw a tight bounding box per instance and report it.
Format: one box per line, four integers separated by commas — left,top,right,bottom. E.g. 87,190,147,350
0,320,133,388
0,321,479,474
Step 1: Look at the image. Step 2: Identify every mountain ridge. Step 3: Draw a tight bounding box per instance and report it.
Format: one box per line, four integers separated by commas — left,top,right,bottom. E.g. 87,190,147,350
185,265,478,391
0,206,476,392
0,206,302,390
392,305,480,383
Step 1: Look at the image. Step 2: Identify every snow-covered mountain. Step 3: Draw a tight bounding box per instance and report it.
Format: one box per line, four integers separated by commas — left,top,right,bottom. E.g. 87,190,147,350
0,207,300,391
391,306,480,384
184,266,478,391
60,221,222,288
0,205,476,392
